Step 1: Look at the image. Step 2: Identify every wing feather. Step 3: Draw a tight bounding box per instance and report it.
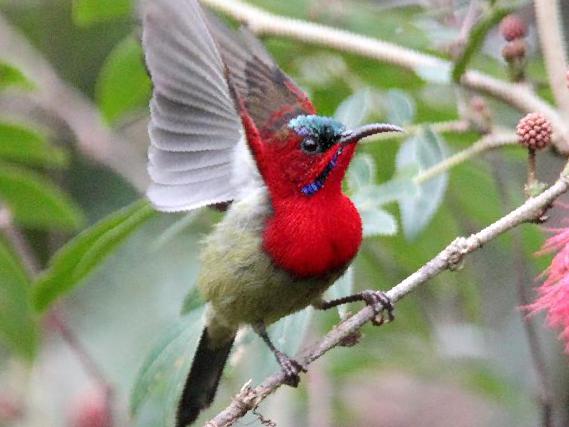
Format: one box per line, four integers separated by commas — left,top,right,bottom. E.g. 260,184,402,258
142,0,242,211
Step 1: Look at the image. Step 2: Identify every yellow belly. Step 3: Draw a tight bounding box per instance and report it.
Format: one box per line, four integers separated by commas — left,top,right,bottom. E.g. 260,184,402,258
197,189,342,334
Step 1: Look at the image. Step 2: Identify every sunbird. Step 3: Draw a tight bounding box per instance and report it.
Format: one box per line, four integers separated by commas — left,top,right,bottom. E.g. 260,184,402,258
141,0,402,425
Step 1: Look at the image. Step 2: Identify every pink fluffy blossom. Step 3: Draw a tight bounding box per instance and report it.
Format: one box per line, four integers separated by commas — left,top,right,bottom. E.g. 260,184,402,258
529,225,569,352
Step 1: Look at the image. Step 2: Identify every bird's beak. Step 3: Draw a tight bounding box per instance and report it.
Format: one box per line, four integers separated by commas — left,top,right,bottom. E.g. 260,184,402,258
339,123,404,145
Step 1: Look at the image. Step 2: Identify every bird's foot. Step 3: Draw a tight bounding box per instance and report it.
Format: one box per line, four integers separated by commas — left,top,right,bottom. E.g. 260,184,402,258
275,351,306,387
359,290,394,326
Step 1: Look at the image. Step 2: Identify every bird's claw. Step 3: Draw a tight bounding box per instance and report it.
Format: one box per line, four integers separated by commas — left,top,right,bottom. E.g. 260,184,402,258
275,351,306,387
360,290,394,326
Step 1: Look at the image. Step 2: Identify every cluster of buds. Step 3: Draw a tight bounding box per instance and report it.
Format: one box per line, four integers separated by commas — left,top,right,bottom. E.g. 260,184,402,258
499,15,527,81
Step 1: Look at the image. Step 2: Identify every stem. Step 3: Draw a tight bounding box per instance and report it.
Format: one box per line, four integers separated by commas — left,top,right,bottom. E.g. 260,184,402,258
413,132,517,185
534,0,569,119
528,148,537,187
200,0,569,152
206,168,569,427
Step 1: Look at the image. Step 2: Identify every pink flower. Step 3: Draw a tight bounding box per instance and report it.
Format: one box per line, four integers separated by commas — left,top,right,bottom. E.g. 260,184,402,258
529,225,569,352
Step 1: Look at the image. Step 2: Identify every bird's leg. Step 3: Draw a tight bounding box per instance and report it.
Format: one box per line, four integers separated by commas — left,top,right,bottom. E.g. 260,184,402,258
314,290,394,326
253,322,306,387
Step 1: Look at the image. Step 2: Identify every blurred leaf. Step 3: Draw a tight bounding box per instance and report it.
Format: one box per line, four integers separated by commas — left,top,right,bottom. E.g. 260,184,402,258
334,88,379,128
452,7,511,82
0,239,38,360
396,128,448,240
96,35,151,123
0,122,67,167
0,164,84,230
72,0,132,26
326,267,354,317
33,200,156,312
130,306,206,425
360,207,398,237
347,153,376,191
180,287,205,315
386,89,416,126
415,63,452,84
0,62,34,91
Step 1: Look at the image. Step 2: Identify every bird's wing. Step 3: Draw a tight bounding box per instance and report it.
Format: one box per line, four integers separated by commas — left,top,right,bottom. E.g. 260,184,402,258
142,0,243,212
204,13,316,139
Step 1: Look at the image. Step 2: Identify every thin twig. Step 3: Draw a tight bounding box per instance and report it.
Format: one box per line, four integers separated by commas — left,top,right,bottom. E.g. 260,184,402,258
414,131,517,185
534,0,569,119
205,169,569,427
200,0,569,152
362,120,471,143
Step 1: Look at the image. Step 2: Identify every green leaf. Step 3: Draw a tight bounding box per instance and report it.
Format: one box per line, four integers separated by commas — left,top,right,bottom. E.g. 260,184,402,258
347,153,377,191
451,7,511,82
360,207,398,237
96,35,151,123
396,128,448,240
326,267,354,317
0,164,84,230
33,200,156,312
0,62,34,91
415,63,452,84
72,0,133,26
0,239,38,360
386,89,416,126
0,122,67,167
180,287,205,315
130,306,206,425
334,88,379,128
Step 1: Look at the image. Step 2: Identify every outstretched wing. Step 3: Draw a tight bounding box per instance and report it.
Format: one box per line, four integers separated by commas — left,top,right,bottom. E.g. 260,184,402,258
204,13,316,140
142,0,315,212
142,0,242,212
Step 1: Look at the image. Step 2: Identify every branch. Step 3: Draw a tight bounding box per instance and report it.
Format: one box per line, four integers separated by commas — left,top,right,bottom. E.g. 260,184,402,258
200,0,569,153
206,168,569,427
534,0,569,119
414,131,517,185
0,13,147,192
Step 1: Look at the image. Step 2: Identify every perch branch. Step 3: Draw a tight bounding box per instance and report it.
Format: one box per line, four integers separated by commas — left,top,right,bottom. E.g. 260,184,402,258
534,0,569,119
205,167,569,427
201,0,569,153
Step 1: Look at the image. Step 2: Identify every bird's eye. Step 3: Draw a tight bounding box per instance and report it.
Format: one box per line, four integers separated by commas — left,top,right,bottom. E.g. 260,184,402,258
301,138,319,153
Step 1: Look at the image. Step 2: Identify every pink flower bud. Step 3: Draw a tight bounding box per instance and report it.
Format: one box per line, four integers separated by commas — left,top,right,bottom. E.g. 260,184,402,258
68,388,111,427
499,15,527,42
516,112,552,150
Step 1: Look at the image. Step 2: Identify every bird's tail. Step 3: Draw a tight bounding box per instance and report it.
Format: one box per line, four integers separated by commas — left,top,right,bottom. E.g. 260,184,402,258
176,327,235,427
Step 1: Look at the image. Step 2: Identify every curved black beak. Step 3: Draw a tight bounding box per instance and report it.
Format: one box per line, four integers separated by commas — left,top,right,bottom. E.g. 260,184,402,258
339,123,404,145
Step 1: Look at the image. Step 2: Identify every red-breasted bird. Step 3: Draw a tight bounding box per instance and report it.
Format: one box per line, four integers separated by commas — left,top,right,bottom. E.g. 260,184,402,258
141,0,402,425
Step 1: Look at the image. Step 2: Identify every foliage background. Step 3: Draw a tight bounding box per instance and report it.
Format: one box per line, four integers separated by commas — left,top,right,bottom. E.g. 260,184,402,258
0,0,568,426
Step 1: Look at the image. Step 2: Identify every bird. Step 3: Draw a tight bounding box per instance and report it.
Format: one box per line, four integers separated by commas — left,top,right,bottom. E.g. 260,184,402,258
141,0,403,425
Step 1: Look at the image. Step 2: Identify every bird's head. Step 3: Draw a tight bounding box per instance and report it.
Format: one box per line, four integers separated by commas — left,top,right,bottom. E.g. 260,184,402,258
255,114,402,200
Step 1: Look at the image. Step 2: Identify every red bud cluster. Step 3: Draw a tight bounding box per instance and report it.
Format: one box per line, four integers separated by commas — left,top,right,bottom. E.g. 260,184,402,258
516,113,552,150
499,15,527,42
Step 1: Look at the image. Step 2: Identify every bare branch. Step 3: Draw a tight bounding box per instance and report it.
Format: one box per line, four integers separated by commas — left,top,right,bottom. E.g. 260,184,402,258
205,168,569,427
534,0,569,119
201,0,569,152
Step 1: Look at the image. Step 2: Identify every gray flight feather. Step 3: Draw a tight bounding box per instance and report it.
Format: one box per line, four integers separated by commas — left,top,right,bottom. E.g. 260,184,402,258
142,0,243,212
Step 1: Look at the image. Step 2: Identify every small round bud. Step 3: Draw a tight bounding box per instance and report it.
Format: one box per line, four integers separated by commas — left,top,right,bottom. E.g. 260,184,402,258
502,39,527,62
516,113,552,150
68,388,111,427
500,15,527,42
